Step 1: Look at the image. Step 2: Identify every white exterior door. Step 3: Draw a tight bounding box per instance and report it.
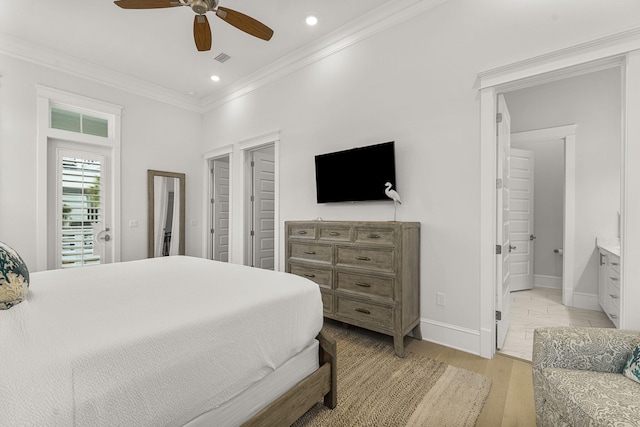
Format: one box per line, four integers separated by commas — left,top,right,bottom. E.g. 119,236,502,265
249,147,275,270
48,141,113,269
211,157,230,262
509,148,535,291
496,94,512,350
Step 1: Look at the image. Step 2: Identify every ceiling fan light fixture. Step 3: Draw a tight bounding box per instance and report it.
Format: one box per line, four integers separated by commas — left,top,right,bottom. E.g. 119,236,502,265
305,15,318,26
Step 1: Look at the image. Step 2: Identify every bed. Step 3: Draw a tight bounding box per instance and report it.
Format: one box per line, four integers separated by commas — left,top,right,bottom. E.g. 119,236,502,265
0,256,336,427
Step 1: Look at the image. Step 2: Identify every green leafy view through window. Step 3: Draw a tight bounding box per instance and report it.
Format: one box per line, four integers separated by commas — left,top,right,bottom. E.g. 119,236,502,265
51,107,109,137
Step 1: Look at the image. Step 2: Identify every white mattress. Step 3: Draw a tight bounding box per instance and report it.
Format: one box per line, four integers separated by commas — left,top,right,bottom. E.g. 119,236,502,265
0,256,323,427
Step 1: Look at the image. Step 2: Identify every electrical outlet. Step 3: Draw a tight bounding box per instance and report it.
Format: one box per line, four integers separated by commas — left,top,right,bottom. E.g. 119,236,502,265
436,292,446,306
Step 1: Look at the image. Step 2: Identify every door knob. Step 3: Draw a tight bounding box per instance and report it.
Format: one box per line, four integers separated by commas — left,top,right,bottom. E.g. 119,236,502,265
509,245,516,252
530,234,536,241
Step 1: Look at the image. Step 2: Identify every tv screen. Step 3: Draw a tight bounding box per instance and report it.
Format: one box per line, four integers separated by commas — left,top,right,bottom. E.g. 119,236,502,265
315,141,396,203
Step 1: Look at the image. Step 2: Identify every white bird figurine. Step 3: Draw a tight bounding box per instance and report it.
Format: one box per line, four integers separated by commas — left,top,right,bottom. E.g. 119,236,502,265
384,182,401,221
384,182,402,204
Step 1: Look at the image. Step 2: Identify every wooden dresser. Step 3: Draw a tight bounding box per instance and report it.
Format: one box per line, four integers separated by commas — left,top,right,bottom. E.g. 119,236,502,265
285,220,421,357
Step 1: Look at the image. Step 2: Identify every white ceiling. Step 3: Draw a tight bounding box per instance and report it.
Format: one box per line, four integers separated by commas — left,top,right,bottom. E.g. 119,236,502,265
0,0,420,109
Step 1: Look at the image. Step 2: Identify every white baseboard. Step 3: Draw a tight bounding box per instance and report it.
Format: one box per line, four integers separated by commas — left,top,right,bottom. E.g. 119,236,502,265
572,291,602,311
419,318,482,357
534,274,562,289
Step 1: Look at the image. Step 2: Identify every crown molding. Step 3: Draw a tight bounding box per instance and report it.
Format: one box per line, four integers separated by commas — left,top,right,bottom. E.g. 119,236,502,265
201,0,451,112
0,34,203,113
0,0,449,114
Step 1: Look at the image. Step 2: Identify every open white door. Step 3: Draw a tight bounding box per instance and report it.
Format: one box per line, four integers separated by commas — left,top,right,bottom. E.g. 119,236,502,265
509,148,535,291
496,94,512,350
249,147,275,270
211,157,230,262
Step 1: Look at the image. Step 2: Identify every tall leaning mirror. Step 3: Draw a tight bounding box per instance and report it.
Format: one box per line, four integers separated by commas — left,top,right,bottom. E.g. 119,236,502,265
148,170,185,257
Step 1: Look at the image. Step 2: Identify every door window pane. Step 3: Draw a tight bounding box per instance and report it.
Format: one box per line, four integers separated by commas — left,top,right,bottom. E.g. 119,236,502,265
61,157,102,268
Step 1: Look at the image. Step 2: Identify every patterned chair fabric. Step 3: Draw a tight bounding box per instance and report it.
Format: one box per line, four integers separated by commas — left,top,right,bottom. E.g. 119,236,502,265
532,327,640,426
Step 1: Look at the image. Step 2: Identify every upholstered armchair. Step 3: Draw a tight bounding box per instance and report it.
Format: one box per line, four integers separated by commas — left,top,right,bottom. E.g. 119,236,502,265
532,326,640,426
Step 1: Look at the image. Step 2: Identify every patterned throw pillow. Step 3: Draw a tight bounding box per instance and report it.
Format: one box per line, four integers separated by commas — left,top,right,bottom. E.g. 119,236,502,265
623,344,640,384
0,241,30,310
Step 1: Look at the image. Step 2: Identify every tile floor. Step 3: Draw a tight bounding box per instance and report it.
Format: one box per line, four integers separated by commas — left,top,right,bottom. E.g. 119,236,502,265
499,286,615,361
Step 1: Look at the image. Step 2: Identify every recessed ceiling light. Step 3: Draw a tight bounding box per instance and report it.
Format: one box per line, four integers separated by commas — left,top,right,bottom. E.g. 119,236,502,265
210,75,221,82
186,90,197,96
306,15,318,26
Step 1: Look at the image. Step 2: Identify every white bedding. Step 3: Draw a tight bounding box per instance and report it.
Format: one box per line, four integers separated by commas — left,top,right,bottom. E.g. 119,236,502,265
0,256,323,427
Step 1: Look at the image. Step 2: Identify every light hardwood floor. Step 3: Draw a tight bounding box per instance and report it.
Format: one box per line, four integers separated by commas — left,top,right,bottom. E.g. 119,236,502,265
406,337,536,427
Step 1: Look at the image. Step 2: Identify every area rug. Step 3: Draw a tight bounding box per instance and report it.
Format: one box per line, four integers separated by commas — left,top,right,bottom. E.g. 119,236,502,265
293,324,492,427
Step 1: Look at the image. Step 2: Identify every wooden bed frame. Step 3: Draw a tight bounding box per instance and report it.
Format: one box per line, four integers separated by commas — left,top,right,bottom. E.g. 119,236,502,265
242,328,337,426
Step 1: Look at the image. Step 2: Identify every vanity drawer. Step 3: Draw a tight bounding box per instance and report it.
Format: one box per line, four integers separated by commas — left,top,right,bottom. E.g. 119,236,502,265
337,246,394,272
354,228,396,246
336,296,393,329
610,255,620,274
289,242,333,264
319,225,352,242
288,224,317,240
289,264,332,289
336,271,393,300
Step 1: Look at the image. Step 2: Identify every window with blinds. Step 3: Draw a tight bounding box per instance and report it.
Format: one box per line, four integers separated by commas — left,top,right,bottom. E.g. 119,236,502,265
61,157,102,268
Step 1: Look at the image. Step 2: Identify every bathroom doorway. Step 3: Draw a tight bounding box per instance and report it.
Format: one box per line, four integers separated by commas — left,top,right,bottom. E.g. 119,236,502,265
499,66,621,360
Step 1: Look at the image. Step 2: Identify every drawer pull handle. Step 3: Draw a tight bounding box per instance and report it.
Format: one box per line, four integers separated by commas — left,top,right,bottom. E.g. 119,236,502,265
368,234,381,239
610,294,619,299
356,256,371,261
356,282,371,288
304,273,316,278
297,230,308,235
355,308,371,315
304,251,316,255
610,277,619,281
329,232,341,236
612,262,620,266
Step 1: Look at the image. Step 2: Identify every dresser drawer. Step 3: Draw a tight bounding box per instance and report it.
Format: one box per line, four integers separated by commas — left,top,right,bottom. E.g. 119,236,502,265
319,225,352,242
288,224,317,240
289,264,332,289
289,242,333,264
336,296,392,329
354,228,395,246
320,289,334,314
337,246,394,272
336,271,393,300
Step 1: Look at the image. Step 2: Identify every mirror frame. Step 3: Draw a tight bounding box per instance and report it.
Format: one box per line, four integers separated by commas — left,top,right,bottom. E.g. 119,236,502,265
148,169,186,258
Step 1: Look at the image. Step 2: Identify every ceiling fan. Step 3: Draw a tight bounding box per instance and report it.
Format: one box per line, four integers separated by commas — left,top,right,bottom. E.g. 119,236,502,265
114,0,274,52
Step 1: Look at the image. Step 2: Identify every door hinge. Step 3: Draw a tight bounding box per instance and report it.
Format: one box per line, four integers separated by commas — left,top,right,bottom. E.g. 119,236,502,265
250,230,255,236
496,112,503,123
210,198,214,204
210,168,214,174
250,195,254,202
496,310,502,321
496,178,503,189
251,160,255,167
496,244,502,255
210,228,214,234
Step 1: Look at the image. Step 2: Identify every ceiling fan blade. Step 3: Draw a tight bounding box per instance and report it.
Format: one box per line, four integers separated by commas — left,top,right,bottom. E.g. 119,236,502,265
194,15,212,51
114,0,180,9
215,7,274,41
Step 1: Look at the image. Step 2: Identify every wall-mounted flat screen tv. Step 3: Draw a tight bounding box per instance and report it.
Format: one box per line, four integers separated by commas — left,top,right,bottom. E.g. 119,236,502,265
315,141,396,203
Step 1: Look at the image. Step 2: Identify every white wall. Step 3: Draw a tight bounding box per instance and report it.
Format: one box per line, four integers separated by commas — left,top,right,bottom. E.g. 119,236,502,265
0,54,204,270
505,68,621,299
201,0,640,353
